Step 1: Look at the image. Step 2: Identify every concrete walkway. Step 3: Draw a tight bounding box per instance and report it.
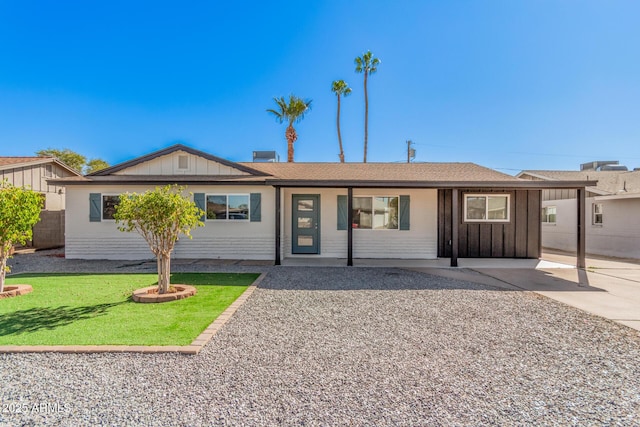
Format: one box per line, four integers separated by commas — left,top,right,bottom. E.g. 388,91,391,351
411,252,640,332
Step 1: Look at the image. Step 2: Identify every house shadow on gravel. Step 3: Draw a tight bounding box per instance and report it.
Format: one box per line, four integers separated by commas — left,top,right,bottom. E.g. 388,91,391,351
0,302,124,336
258,267,603,293
257,267,510,291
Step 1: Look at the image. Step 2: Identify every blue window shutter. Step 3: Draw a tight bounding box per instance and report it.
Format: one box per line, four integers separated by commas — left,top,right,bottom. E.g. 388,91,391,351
89,193,101,222
250,193,261,222
337,195,347,230
194,193,206,221
399,195,410,230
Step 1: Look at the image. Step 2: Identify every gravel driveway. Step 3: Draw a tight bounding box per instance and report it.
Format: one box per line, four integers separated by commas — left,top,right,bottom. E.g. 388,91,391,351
2,253,640,426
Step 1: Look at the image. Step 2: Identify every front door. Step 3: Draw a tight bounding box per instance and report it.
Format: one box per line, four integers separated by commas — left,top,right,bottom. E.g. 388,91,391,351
292,194,320,254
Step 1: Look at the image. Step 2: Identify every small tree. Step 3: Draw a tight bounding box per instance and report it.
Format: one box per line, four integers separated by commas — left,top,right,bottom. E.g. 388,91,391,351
114,185,204,294
36,148,109,174
86,158,110,174
0,181,42,292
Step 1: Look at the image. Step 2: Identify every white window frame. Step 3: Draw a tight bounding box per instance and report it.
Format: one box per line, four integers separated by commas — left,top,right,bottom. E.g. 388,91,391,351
464,194,510,222
205,193,250,222
44,164,53,178
102,194,120,221
542,206,557,224
352,195,400,230
592,203,603,225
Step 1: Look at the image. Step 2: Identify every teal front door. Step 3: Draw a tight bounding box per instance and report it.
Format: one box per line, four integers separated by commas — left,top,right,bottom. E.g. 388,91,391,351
292,194,320,254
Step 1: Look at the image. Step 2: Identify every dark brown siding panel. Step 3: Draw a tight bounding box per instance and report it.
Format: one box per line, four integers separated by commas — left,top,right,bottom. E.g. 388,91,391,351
443,189,452,257
437,190,444,256
467,223,480,257
527,190,541,258
459,219,468,258
514,190,528,257
503,193,516,257
479,224,492,257
451,188,540,259
438,190,453,257
491,224,504,257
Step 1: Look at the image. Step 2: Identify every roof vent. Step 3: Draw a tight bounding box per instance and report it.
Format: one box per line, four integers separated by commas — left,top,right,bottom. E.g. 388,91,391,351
253,151,279,162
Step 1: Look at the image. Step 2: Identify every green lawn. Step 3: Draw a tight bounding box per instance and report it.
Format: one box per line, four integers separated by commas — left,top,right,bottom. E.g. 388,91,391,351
0,273,259,346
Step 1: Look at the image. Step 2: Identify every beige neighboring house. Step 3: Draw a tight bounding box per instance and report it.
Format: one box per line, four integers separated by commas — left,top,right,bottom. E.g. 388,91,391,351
518,162,640,260
0,156,81,248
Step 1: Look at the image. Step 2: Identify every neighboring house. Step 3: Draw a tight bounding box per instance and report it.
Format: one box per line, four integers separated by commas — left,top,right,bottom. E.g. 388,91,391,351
518,162,640,259
51,145,593,266
0,156,81,248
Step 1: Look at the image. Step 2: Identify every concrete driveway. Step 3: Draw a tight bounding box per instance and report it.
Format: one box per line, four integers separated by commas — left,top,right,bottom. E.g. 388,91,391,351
413,252,640,331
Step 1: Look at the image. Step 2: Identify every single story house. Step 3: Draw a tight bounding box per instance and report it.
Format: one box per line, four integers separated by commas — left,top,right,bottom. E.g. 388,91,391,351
518,162,640,259
1,156,81,248
52,144,595,267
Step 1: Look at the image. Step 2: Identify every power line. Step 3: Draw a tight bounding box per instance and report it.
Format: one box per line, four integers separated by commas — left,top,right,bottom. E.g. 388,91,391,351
411,143,640,160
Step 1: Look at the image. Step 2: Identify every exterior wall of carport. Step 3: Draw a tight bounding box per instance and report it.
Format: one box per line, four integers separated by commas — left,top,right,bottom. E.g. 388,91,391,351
437,189,542,258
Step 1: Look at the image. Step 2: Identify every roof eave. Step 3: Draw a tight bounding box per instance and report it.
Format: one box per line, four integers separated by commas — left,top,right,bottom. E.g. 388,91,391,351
48,177,270,186
266,179,598,189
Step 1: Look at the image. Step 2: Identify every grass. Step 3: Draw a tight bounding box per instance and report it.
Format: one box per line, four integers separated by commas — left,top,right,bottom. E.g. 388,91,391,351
0,273,259,346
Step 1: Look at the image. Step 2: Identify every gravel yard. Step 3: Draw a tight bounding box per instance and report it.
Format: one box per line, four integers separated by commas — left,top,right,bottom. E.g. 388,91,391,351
2,253,640,426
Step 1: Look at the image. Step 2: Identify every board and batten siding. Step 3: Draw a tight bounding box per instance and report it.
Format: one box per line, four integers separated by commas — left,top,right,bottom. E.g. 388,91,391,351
1,162,70,210
113,151,249,176
438,189,541,259
65,185,273,260
282,188,438,259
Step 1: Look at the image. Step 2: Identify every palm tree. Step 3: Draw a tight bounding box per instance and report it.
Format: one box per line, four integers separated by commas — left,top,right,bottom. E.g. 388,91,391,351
354,50,380,163
267,95,312,162
331,80,352,163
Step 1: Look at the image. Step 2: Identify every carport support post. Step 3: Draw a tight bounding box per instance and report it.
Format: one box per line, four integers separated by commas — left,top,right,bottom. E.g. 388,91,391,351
347,187,353,266
577,187,586,269
275,186,281,266
451,189,459,267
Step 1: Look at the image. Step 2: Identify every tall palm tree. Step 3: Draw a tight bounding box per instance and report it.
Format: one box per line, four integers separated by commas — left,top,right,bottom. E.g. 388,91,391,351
331,80,352,163
354,50,380,163
267,95,312,162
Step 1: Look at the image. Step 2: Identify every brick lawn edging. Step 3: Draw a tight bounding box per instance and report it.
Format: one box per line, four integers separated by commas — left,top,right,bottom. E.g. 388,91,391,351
0,272,266,355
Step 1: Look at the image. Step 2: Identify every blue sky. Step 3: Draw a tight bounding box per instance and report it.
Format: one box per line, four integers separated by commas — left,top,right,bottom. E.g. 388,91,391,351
1,1,639,173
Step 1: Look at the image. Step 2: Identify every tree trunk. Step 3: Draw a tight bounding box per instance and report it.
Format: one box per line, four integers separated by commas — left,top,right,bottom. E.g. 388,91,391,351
337,94,345,163
286,124,297,162
157,253,171,294
363,70,369,163
0,249,7,293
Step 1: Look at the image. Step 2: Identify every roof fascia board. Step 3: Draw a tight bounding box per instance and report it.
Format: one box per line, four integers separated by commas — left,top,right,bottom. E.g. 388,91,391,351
49,178,269,186
50,177,598,189
264,179,598,189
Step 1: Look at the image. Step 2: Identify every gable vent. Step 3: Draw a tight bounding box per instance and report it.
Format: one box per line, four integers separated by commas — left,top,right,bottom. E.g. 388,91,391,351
178,155,189,169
